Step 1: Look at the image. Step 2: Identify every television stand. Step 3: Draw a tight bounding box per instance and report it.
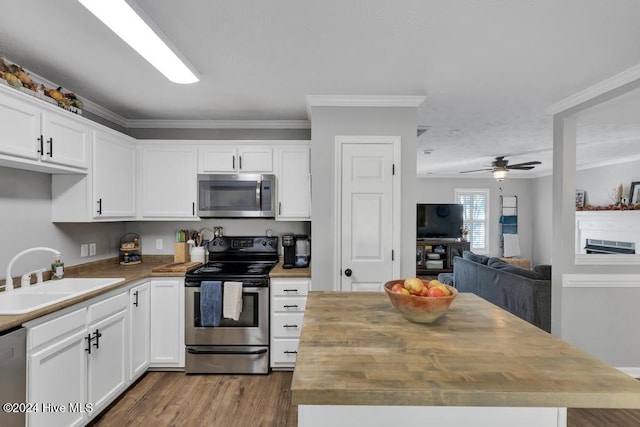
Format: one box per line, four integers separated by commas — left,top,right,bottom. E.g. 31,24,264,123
416,239,470,278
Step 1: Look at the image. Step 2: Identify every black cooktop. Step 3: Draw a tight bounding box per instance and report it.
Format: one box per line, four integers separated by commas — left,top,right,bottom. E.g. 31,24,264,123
185,236,279,281
189,261,277,277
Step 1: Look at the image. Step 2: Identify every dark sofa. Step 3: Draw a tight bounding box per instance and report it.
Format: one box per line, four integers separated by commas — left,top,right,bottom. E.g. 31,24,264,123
451,252,551,332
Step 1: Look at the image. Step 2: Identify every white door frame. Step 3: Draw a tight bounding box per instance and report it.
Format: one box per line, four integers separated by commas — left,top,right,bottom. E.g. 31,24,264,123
333,135,401,291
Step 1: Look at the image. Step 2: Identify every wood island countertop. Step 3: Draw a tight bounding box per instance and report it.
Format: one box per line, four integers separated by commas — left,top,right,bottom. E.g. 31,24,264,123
291,291,640,409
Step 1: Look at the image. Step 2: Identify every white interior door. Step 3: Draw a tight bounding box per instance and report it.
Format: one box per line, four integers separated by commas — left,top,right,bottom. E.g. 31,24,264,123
340,139,396,292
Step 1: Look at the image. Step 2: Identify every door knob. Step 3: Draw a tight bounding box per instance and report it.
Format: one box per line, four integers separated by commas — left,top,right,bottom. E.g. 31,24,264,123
344,268,352,277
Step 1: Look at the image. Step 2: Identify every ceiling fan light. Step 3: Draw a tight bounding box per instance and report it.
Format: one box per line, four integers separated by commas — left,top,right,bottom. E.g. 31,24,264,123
493,169,508,181
78,0,198,84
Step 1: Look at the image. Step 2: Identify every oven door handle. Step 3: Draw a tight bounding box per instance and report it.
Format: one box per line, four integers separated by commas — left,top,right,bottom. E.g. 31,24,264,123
186,347,268,355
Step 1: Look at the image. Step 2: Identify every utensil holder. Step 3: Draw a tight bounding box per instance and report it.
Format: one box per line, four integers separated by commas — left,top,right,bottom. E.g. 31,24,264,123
174,242,190,263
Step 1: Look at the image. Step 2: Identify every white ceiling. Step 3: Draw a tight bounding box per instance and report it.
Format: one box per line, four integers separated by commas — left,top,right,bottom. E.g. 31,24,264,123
2,0,640,178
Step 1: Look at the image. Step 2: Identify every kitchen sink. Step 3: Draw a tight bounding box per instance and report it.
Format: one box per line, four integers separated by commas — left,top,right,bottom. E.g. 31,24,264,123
0,278,125,315
0,292,78,315
25,278,125,294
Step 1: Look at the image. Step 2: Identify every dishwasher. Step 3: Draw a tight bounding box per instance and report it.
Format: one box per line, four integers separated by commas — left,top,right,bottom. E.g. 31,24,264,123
0,327,26,427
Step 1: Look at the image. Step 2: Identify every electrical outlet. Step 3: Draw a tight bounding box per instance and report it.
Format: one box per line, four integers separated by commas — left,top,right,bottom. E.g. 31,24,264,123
89,243,97,256
156,239,163,250
80,244,89,258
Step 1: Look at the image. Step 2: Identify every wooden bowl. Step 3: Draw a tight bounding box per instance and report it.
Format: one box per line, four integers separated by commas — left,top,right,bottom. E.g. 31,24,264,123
383,280,458,323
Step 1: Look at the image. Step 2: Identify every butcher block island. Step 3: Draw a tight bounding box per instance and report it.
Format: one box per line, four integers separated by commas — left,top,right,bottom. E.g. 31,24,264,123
291,291,640,427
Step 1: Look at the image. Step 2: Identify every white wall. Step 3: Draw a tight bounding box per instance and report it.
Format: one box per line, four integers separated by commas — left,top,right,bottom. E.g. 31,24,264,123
415,177,537,263
125,219,309,256
0,166,125,282
575,158,640,207
310,106,419,291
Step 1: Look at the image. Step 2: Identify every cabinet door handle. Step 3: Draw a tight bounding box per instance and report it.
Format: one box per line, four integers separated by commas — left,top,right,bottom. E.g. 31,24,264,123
192,202,195,216
283,304,298,309
283,289,299,293
283,324,299,328
133,290,139,307
37,135,44,155
278,202,282,215
232,155,235,170
97,198,102,215
239,155,242,170
46,137,53,157
85,334,92,354
93,329,102,350
283,350,298,354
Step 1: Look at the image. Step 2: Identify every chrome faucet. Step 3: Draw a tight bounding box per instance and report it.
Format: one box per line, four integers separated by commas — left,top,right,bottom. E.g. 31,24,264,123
5,247,61,291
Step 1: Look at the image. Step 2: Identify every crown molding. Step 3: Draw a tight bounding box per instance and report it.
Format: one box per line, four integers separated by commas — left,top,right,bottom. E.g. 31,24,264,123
306,94,426,118
123,119,310,129
545,63,640,115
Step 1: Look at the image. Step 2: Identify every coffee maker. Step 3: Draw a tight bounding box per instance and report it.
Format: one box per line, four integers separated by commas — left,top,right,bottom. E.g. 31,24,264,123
282,234,296,269
294,234,310,268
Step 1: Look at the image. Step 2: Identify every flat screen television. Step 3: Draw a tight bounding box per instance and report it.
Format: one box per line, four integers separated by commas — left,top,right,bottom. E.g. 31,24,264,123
417,203,464,239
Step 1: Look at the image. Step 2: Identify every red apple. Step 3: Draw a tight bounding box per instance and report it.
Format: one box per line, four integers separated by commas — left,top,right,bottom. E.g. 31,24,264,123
426,286,446,297
392,283,410,295
391,283,404,293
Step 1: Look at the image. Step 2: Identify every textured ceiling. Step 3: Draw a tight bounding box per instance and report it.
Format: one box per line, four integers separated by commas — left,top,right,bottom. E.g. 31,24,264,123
1,0,640,177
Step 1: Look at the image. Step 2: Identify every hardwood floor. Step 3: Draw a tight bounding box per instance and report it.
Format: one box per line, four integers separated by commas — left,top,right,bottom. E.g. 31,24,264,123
90,371,640,427
89,371,297,427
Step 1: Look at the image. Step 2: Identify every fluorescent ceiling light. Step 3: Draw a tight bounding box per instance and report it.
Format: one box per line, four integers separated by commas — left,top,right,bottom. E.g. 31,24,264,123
78,0,198,84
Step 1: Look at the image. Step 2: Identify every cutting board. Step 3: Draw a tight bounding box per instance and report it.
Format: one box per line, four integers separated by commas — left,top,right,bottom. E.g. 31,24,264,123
151,261,201,273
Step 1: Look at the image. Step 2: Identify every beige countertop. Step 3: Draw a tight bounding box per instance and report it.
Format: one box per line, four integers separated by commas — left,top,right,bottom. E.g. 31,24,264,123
0,256,186,332
270,259,311,278
0,256,309,333
291,291,640,409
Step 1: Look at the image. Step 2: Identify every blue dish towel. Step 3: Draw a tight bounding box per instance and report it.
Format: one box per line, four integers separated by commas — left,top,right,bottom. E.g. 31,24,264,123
200,281,222,327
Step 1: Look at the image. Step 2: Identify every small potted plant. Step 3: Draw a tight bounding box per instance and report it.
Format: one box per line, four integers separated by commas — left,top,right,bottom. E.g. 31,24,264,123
460,226,469,242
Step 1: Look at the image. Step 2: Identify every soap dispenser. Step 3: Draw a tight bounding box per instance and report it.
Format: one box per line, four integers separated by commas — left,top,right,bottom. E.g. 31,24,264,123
51,256,64,279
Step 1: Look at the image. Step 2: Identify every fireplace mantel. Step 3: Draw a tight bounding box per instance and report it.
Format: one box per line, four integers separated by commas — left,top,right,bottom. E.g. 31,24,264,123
575,210,640,265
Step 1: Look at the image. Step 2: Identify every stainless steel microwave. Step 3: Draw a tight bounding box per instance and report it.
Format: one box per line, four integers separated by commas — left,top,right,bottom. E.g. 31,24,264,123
197,174,275,218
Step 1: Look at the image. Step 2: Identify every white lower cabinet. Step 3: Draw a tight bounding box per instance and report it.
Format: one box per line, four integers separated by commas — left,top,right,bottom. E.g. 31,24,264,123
149,278,185,368
270,277,310,370
26,291,129,427
86,295,129,415
129,282,150,380
28,308,88,427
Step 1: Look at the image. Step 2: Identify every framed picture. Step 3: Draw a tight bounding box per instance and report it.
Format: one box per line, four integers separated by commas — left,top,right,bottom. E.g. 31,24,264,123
630,182,640,204
575,190,585,208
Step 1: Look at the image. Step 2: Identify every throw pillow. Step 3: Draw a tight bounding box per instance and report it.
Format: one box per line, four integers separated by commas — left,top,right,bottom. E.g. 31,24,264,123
463,251,490,265
488,257,546,280
533,265,552,280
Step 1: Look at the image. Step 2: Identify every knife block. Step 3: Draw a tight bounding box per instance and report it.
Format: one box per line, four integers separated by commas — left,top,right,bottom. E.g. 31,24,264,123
174,242,190,263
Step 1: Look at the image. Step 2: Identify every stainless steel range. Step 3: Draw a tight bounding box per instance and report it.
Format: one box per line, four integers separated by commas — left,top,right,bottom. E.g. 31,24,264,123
184,236,278,374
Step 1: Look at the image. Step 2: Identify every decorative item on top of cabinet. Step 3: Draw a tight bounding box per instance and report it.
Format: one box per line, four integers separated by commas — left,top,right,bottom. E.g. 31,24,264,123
120,233,141,265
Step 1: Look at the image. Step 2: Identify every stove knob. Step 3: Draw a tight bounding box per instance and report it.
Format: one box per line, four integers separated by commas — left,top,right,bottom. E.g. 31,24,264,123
261,240,267,246
268,240,273,246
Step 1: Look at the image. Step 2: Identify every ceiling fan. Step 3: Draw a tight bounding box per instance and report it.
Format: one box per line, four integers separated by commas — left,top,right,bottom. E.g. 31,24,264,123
460,156,542,181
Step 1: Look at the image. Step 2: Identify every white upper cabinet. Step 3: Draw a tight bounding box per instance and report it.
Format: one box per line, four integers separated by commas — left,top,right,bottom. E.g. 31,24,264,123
93,130,136,219
52,128,136,222
40,110,90,169
275,143,311,220
139,144,198,219
198,145,273,173
0,85,89,172
0,88,41,160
